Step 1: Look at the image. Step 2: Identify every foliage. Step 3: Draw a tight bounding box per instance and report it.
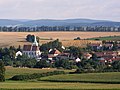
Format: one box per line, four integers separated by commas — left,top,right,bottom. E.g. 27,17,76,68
74,37,81,40
40,39,62,52
34,60,51,68
55,59,71,69
0,60,5,82
26,34,39,43
68,46,82,58
15,55,37,68
10,71,66,81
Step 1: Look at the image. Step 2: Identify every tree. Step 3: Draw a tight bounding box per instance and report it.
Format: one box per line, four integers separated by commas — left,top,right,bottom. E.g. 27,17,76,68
0,60,5,82
112,61,120,71
69,46,82,58
40,39,63,52
55,59,71,69
74,37,81,40
26,34,34,42
35,60,50,68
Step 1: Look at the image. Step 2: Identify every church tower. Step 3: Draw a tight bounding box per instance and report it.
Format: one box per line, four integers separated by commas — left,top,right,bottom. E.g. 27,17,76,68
32,36,39,46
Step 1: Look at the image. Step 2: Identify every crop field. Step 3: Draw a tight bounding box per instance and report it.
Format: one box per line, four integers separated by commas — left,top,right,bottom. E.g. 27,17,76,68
87,35,120,41
0,32,120,48
40,72,120,83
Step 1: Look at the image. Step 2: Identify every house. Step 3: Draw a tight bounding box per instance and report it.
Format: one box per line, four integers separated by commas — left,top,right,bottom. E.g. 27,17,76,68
83,53,92,59
117,44,120,49
55,53,70,61
49,48,61,56
23,36,41,59
15,51,22,58
89,43,102,50
103,44,113,50
75,58,81,62
48,48,61,60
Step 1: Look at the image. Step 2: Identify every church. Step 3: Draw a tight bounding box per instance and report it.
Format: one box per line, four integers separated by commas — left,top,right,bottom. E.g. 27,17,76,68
23,36,41,59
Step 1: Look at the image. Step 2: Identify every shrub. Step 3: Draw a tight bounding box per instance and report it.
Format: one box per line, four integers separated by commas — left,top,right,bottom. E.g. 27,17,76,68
10,71,66,81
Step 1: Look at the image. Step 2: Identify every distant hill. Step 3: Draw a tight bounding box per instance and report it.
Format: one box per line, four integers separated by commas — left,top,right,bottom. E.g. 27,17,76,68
0,18,120,27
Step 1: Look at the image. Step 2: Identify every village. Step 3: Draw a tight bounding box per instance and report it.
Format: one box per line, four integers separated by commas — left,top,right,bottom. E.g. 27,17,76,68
10,35,120,71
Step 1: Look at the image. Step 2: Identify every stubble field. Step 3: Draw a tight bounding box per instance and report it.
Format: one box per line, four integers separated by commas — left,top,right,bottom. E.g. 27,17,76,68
0,32,120,48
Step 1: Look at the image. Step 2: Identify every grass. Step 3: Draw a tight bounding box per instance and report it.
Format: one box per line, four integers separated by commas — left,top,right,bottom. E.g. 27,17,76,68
5,66,75,79
87,35,120,41
0,81,120,90
40,72,120,84
2,67,120,89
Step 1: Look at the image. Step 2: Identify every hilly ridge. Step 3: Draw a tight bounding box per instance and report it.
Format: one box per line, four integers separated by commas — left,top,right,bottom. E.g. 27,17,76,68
0,18,119,27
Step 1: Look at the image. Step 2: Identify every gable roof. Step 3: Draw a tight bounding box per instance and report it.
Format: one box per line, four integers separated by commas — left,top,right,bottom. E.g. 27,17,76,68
23,45,31,51
23,45,40,51
89,43,102,47
49,49,61,54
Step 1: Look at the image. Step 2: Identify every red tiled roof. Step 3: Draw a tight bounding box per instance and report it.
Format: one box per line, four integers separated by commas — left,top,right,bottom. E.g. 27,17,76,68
117,44,120,47
49,49,61,54
48,54,55,58
89,43,102,46
95,52,104,57
103,44,113,47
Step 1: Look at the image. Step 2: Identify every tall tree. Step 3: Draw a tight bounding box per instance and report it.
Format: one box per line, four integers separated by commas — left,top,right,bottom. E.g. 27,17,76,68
0,60,5,82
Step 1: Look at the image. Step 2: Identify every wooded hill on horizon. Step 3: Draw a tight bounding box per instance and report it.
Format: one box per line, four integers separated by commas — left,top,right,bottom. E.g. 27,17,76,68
0,18,120,27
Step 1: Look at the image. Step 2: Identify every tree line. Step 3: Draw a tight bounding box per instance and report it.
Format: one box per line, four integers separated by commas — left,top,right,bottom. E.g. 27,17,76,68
0,26,120,32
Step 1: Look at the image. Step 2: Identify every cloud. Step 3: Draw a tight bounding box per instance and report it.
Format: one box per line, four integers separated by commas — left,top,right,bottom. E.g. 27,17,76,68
0,0,119,21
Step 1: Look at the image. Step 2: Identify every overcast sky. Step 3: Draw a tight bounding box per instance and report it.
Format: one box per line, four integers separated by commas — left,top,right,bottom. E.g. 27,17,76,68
0,0,120,21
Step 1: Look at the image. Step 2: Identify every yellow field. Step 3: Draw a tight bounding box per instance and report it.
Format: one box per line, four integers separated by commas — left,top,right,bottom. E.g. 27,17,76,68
0,32,120,48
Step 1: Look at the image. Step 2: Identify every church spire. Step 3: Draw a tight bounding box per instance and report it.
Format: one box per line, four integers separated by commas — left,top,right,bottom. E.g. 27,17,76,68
33,36,38,46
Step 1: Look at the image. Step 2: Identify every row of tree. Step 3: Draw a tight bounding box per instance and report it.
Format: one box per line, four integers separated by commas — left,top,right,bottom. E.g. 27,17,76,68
0,26,120,32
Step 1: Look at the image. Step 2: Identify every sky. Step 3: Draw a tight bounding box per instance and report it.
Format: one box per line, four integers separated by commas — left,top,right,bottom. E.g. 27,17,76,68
0,0,120,21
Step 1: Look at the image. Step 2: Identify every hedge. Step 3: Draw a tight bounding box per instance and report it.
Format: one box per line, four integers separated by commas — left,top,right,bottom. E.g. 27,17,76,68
10,71,66,81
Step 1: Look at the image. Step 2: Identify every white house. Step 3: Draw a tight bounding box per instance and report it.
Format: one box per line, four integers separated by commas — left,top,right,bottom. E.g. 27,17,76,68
75,58,81,62
23,36,41,59
15,51,22,58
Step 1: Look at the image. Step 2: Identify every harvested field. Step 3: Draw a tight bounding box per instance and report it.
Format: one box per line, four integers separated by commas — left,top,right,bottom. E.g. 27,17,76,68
62,40,102,47
0,32,120,48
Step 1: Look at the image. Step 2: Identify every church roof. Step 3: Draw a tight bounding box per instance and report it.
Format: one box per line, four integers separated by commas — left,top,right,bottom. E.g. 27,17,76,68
23,45,40,51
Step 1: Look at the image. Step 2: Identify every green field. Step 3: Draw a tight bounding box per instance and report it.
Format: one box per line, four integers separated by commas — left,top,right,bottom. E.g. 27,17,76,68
5,66,74,79
5,66,56,79
1,67,120,90
40,72,120,83
0,81,120,90
87,35,120,41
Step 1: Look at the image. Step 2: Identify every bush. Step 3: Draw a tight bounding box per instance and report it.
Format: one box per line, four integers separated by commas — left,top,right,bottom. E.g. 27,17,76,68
10,71,66,81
